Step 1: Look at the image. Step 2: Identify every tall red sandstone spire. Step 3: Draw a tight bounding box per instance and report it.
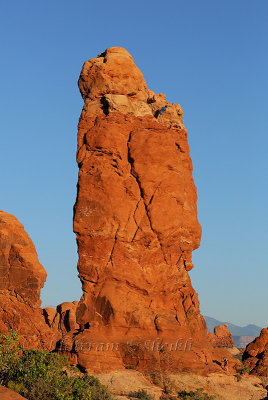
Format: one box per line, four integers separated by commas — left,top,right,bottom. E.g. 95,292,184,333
74,47,206,343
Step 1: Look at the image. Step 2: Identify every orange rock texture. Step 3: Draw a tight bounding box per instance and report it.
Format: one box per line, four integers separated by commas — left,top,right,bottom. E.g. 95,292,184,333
71,47,220,372
0,211,46,306
0,210,56,348
243,328,268,376
0,385,28,400
207,324,234,348
74,47,203,335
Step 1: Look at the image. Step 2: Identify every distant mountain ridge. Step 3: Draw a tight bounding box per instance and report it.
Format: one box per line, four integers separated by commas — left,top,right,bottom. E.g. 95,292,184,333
205,316,262,337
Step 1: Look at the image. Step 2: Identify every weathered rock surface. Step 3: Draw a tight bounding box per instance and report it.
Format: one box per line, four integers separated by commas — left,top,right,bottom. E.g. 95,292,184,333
75,47,203,335
94,370,268,400
70,47,231,373
0,211,57,348
243,328,268,376
207,324,234,348
96,370,162,399
0,211,46,307
169,372,268,400
44,301,80,335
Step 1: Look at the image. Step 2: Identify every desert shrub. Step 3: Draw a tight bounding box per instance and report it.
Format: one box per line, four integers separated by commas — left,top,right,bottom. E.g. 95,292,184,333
162,376,173,395
149,372,163,388
160,394,176,400
177,388,215,400
236,361,249,375
0,329,23,380
128,389,154,400
0,330,114,400
234,374,242,382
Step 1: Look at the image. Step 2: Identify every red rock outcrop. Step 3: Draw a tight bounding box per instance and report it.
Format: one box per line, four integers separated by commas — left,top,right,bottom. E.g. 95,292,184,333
0,210,57,348
70,47,226,373
0,211,46,306
207,324,234,348
243,328,268,376
44,301,80,335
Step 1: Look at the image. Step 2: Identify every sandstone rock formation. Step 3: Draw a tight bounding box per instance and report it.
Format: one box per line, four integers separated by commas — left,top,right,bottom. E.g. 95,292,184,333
69,47,229,373
0,211,46,306
207,324,234,348
0,210,57,348
243,328,268,376
44,301,79,335
75,48,201,323
75,47,203,335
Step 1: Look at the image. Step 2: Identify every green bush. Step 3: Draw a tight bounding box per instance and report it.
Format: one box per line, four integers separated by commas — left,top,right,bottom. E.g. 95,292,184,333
0,329,23,380
236,361,249,375
177,388,215,400
234,374,242,382
0,330,114,400
128,389,154,400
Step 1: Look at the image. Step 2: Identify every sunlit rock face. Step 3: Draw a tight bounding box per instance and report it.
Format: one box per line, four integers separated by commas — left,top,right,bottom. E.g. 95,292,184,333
243,329,268,376
74,47,205,340
0,210,58,348
0,210,46,307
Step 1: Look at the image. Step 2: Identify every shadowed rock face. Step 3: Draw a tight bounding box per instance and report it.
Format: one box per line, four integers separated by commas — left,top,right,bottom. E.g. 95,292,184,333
74,47,205,343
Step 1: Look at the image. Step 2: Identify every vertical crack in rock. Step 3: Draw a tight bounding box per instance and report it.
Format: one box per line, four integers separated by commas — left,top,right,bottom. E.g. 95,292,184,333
131,199,141,242
148,183,161,206
153,315,160,333
106,226,119,267
127,131,168,264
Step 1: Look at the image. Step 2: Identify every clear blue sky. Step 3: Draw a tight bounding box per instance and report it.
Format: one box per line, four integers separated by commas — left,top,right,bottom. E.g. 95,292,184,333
1,1,267,327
